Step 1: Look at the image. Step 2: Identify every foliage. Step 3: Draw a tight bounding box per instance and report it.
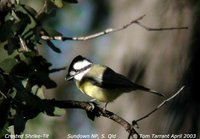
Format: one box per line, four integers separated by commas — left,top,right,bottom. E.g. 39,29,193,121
0,0,78,136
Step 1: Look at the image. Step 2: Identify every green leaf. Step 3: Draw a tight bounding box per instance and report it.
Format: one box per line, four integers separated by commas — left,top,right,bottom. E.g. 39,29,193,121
14,110,26,134
86,111,96,121
23,5,37,16
21,51,38,62
0,74,11,97
13,11,31,35
4,37,20,55
22,98,42,120
53,0,64,8
52,0,78,8
63,0,78,4
0,21,14,42
0,58,18,73
0,127,10,139
29,71,57,89
39,100,55,116
0,75,5,89
10,62,29,78
29,55,52,70
0,99,11,130
42,104,55,116
36,10,56,23
47,40,61,53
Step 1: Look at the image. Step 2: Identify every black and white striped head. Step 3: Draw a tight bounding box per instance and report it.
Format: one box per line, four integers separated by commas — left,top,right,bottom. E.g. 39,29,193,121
65,55,92,81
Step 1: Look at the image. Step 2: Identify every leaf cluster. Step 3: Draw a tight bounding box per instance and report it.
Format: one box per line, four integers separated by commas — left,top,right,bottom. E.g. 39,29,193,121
0,0,77,136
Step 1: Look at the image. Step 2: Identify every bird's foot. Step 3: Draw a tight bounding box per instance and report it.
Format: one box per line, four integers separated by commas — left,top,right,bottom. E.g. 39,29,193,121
88,102,95,111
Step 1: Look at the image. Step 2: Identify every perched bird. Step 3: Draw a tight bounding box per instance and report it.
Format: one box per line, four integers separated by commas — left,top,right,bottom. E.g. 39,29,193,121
65,55,163,108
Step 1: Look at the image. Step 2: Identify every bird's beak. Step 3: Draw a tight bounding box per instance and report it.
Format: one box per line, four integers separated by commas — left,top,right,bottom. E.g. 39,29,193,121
65,74,74,81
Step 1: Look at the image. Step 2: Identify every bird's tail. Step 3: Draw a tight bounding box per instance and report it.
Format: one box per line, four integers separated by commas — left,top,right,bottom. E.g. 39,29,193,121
133,84,164,97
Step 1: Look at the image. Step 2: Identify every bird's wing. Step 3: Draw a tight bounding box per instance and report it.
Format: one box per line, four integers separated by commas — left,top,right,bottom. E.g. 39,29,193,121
86,67,141,90
86,67,163,96
100,68,136,89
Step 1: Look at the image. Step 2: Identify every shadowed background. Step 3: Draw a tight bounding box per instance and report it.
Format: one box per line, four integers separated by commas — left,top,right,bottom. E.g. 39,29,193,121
1,0,199,138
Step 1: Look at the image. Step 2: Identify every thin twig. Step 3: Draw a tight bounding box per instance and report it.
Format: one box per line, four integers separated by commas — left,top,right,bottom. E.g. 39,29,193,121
134,86,185,123
0,91,7,99
19,36,29,52
40,14,188,42
49,66,67,73
135,21,188,31
40,15,146,41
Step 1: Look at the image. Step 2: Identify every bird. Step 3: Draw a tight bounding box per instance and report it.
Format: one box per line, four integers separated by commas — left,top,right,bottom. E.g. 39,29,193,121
65,55,163,108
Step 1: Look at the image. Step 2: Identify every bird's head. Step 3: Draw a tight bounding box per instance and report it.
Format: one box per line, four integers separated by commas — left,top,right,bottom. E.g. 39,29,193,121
65,55,92,81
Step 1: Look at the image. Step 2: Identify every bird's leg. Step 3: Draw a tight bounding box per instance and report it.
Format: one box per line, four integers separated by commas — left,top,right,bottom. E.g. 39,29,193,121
103,102,109,112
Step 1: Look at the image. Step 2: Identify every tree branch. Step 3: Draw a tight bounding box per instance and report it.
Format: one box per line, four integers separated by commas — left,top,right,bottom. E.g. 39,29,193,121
40,14,188,41
44,99,141,139
42,86,185,139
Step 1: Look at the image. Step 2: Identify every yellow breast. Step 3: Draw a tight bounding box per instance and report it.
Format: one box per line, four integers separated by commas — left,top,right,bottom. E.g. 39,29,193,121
76,81,122,102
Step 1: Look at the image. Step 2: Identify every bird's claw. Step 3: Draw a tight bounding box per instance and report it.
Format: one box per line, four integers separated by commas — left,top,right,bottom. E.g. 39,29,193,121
88,102,95,111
